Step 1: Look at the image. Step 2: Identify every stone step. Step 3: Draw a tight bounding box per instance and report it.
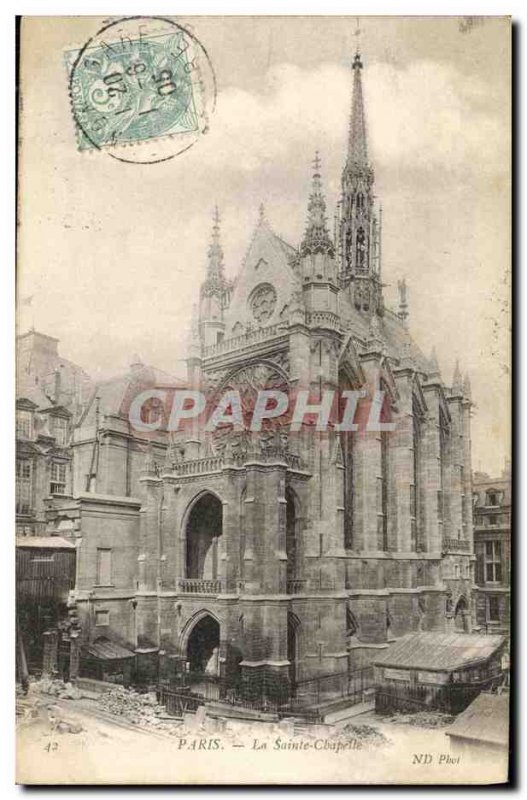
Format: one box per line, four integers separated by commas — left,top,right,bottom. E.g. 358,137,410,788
324,700,375,724
205,701,279,722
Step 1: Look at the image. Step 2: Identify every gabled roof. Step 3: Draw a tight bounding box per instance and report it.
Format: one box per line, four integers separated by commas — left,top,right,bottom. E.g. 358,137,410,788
223,220,300,336
374,632,506,672
16,397,39,411
446,692,509,747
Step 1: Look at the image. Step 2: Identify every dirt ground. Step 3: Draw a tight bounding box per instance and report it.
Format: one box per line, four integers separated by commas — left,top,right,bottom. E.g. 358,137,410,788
16,686,509,785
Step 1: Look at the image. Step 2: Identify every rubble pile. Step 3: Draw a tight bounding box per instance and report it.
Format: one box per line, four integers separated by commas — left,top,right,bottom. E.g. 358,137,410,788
55,719,84,735
32,678,82,700
383,711,455,728
342,723,392,748
97,686,183,734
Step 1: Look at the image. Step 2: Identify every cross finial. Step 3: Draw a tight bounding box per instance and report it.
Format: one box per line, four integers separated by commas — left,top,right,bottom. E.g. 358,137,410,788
213,205,220,228
353,16,361,52
312,149,321,175
258,202,265,224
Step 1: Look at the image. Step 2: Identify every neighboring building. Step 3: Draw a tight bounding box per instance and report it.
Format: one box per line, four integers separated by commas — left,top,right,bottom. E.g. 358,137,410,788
16,396,74,537
16,331,93,675
373,632,506,714
17,329,93,422
473,464,511,634
43,357,185,680
16,330,94,537
59,50,477,707
446,692,510,758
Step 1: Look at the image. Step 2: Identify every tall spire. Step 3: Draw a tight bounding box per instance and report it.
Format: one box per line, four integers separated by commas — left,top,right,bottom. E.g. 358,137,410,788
207,205,224,281
347,52,369,168
300,151,335,257
339,48,377,303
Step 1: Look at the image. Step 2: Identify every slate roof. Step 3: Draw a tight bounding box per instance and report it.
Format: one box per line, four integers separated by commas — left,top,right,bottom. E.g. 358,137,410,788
85,638,136,661
446,692,509,747
339,299,431,374
373,632,506,672
78,362,185,426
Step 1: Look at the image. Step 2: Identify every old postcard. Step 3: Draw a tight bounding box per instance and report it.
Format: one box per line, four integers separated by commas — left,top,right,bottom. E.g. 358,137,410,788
15,14,511,785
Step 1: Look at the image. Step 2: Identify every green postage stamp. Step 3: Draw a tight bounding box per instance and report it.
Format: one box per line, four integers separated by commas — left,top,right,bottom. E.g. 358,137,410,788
65,17,216,163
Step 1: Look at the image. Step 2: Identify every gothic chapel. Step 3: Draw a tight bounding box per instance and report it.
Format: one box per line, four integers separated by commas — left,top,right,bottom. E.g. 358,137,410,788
71,52,475,702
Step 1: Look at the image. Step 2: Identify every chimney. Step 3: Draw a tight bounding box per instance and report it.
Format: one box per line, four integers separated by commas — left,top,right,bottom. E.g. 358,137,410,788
54,367,61,403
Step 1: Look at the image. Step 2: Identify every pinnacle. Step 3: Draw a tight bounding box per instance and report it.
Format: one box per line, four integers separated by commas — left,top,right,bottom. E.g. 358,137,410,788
452,359,463,393
428,346,441,378
300,152,335,257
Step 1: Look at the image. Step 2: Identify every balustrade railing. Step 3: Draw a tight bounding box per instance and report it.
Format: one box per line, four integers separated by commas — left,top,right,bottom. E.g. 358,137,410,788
172,457,224,476
169,451,304,476
178,579,223,594
306,311,340,329
202,323,284,358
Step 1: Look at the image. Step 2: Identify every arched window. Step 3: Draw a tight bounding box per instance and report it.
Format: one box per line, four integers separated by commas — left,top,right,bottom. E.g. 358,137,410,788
356,228,366,272
380,431,389,550
345,227,353,268
346,608,359,638
239,487,246,581
339,371,356,550
378,385,391,551
185,493,222,580
356,192,364,211
286,488,300,584
343,430,354,549
412,395,424,551
439,409,449,532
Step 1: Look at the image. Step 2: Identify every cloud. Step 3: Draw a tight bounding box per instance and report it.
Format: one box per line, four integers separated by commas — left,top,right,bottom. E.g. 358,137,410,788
194,59,507,177
18,50,510,474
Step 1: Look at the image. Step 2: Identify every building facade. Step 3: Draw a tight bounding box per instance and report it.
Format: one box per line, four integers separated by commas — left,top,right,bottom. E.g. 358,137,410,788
52,52,475,702
473,464,511,634
16,330,93,537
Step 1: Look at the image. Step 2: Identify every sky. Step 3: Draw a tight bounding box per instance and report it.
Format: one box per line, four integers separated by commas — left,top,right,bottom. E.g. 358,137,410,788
17,15,511,475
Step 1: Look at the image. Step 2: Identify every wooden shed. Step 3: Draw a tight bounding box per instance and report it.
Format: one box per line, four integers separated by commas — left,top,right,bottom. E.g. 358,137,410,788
16,536,76,671
373,632,506,714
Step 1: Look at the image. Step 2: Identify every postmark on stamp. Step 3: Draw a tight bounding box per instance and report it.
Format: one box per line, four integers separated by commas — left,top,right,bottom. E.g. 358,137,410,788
65,16,216,164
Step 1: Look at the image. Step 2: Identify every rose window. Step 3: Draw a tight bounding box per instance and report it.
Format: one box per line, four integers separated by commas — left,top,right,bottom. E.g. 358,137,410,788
249,283,277,324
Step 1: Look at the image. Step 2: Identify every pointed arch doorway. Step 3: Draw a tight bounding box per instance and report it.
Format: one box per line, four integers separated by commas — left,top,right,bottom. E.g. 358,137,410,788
287,613,300,695
186,614,220,674
454,596,469,632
